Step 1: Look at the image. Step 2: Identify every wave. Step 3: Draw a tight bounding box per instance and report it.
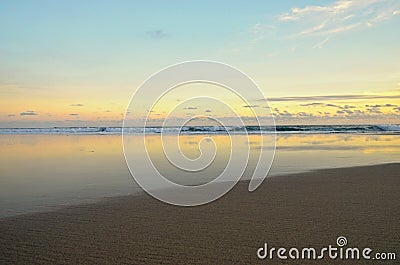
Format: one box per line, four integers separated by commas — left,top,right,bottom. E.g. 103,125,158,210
0,125,399,135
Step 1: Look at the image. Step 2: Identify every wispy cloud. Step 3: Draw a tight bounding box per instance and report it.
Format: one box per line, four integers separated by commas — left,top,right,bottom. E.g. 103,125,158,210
145,30,169,39
325,104,356,109
69,113,79,116
265,94,400,102
313,37,330,49
366,103,397,107
278,0,400,37
70,103,84,107
248,23,277,49
366,107,382,114
279,0,353,22
272,105,399,121
20,110,38,116
245,0,399,51
300,102,325,106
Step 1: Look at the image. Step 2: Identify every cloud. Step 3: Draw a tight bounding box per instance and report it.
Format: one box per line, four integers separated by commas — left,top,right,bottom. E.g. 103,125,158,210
274,110,293,117
278,0,354,22
20,110,37,116
70,103,84,107
366,103,396,107
69,113,79,116
325,104,356,109
184,107,197,110
248,23,277,48
353,109,365,115
297,111,314,117
7,114,15,117
265,94,400,102
342,109,354,114
313,37,330,49
205,109,212,113
278,0,400,37
366,107,382,114
274,109,319,118
274,97,400,119
145,30,169,39
342,105,356,109
300,102,324,106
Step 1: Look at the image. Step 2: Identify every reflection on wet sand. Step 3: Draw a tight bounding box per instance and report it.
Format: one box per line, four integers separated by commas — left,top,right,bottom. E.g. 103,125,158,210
0,134,399,217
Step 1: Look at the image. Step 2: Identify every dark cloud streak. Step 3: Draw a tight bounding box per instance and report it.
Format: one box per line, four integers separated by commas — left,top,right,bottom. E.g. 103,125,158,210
20,111,37,116
265,94,400,102
145,30,169,39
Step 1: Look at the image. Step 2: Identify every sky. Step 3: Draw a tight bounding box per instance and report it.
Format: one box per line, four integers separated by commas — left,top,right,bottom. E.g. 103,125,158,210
1,0,399,127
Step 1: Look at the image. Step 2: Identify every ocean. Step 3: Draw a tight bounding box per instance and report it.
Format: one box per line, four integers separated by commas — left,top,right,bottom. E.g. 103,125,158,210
0,124,399,135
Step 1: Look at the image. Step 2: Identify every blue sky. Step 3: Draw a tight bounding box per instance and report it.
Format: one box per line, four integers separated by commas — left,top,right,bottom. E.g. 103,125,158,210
1,0,400,126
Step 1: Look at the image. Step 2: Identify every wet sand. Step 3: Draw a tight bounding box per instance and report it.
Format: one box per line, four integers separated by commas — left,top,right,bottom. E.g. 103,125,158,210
0,163,399,264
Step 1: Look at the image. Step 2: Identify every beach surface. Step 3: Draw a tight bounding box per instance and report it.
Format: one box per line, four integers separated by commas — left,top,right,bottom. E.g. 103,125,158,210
0,163,399,264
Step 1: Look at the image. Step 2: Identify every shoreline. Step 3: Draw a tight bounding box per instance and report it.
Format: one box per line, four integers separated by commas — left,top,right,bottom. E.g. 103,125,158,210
1,163,399,264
